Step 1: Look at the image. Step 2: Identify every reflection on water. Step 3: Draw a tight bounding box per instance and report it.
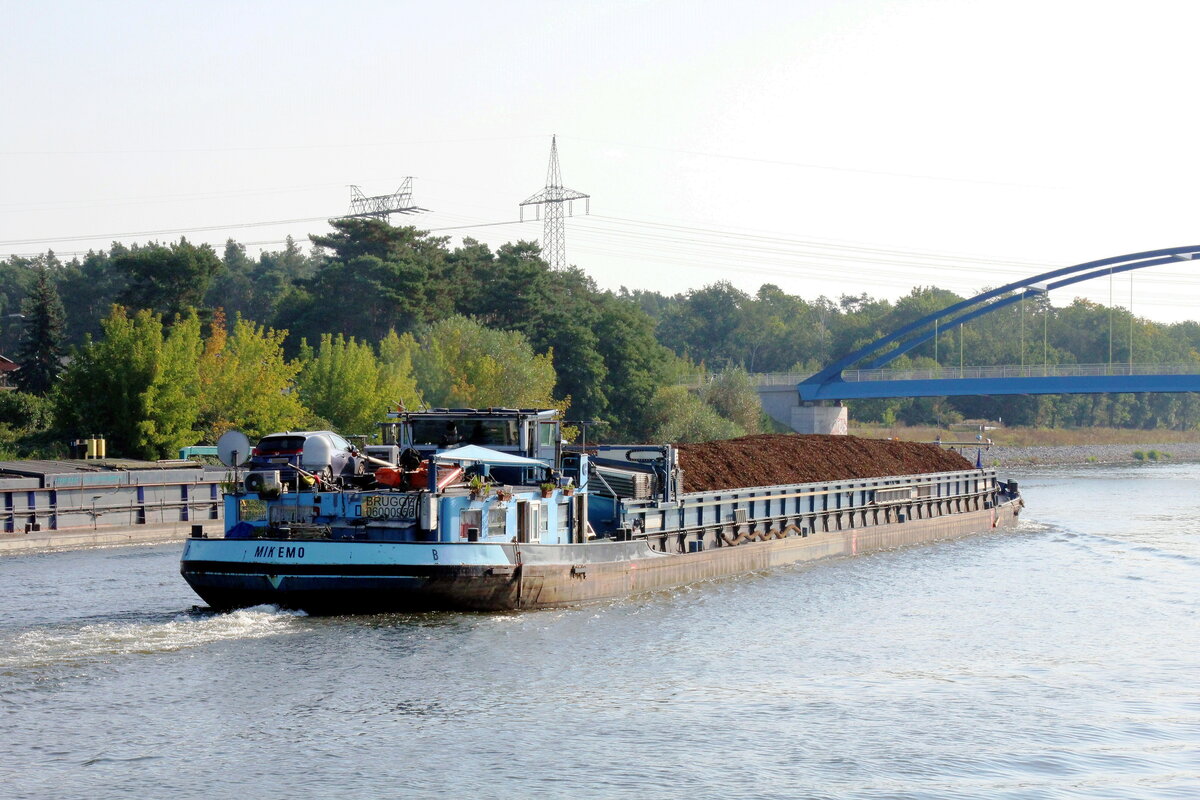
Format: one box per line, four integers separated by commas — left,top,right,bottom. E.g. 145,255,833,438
2,463,1199,799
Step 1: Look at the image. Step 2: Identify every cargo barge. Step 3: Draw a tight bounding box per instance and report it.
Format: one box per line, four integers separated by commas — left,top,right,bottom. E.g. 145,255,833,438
180,408,1023,612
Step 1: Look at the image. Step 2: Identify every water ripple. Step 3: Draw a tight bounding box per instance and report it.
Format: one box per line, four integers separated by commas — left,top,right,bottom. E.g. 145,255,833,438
3,465,1200,799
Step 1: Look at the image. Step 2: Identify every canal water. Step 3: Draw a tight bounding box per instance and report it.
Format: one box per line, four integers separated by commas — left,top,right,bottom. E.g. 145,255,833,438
2,463,1198,799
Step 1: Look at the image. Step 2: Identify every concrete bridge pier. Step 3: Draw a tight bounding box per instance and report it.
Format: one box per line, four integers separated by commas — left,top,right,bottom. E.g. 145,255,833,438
792,403,848,435
757,385,848,434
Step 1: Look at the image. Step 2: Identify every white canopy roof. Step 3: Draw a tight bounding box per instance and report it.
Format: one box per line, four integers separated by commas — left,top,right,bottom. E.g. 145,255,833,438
433,445,547,467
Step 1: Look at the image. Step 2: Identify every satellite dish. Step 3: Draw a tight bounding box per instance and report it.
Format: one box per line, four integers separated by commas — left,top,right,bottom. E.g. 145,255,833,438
217,430,251,467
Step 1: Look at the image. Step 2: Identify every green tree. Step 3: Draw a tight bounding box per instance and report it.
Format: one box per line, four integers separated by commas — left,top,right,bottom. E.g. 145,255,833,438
197,316,307,442
412,316,557,409
656,281,750,368
0,391,53,432
0,388,57,458
0,252,59,355
463,240,552,332
444,237,498,320
279,220,451,349
451,238,609,420
646,386,743,443
593,296,675,440
698,367,764,434
297,333,417,435
252,237,317,320
55,307,165,458
530,306,608,419
828,292,894,361
114,238,222,319
56,248,128,346
0,257,32,333
205,239,258,323
880,286,965,364
16,265,67,395
137,312,203,457
377,329,424,411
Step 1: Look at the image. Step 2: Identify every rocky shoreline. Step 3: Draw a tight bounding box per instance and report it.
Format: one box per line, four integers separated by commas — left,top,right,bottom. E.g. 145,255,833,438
971,442,1200,467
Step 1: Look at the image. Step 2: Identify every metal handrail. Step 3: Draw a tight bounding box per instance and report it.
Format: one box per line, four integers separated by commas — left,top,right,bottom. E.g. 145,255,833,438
677,363,1200,388
841,362,1200,382
676,372,813,389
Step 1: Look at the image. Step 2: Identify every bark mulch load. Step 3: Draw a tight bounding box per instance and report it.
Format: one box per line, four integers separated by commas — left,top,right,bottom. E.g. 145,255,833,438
675,434,976,493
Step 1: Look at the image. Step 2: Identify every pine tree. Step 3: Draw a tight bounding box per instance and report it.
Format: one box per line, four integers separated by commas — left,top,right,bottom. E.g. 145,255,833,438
16,265,66,395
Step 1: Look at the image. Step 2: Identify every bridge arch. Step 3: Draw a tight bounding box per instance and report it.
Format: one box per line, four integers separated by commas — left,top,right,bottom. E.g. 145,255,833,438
800,245,1200,392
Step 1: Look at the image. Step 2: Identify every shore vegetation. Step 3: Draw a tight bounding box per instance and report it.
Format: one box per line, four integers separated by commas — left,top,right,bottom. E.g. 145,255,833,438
4,221,1200,457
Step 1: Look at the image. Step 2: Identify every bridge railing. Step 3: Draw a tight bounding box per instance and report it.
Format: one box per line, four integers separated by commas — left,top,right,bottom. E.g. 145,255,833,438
841,363,1200,382
678,363,1200,389
676,372,813,389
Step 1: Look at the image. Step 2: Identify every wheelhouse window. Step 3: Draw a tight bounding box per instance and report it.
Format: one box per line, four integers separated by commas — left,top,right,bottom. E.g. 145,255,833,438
410,419,519,447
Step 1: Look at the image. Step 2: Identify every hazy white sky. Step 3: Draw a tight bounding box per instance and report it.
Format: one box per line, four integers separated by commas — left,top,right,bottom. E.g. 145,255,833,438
5,0,1200,322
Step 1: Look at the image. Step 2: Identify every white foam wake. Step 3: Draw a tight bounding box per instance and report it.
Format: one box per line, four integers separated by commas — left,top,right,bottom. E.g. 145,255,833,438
0,605,307,669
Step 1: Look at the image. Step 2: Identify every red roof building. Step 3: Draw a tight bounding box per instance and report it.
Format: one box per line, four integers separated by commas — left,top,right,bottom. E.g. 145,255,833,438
0,355,18,389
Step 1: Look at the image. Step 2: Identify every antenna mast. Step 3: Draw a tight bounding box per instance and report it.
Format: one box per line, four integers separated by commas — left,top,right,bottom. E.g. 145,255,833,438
519,136,590,269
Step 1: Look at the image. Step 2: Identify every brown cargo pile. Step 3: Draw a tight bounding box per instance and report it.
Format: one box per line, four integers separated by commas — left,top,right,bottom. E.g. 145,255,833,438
676,434,976,493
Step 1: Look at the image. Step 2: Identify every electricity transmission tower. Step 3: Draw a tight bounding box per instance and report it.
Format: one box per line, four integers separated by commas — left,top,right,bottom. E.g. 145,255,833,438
520,136,590,269
345,177,425,223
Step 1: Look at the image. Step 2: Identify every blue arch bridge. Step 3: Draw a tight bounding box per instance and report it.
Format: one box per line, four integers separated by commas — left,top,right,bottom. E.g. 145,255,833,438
701,246,1200,433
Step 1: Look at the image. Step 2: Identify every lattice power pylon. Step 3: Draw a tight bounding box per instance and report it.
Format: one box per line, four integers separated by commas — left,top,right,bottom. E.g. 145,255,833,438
345,177,426,223
520,136,590,269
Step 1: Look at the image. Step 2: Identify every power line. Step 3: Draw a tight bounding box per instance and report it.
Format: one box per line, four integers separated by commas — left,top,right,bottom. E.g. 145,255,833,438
0,134,546,158
559,135,1056,190
2,205,1193,294
0,214,528,249
0,182,345,212
4,204,1199,311
431,219,523,232
587,215,1048,270
571,218,1047,275
0,216,334,247
0,216,528,256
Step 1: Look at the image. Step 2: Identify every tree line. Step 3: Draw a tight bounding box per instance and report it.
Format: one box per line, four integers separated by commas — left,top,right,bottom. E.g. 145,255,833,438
629,281,1200,429
0,220,761,458
3,218,1200,458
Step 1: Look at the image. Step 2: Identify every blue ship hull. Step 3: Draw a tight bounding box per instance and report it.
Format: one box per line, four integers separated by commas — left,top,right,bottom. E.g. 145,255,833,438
180,498,1022,612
